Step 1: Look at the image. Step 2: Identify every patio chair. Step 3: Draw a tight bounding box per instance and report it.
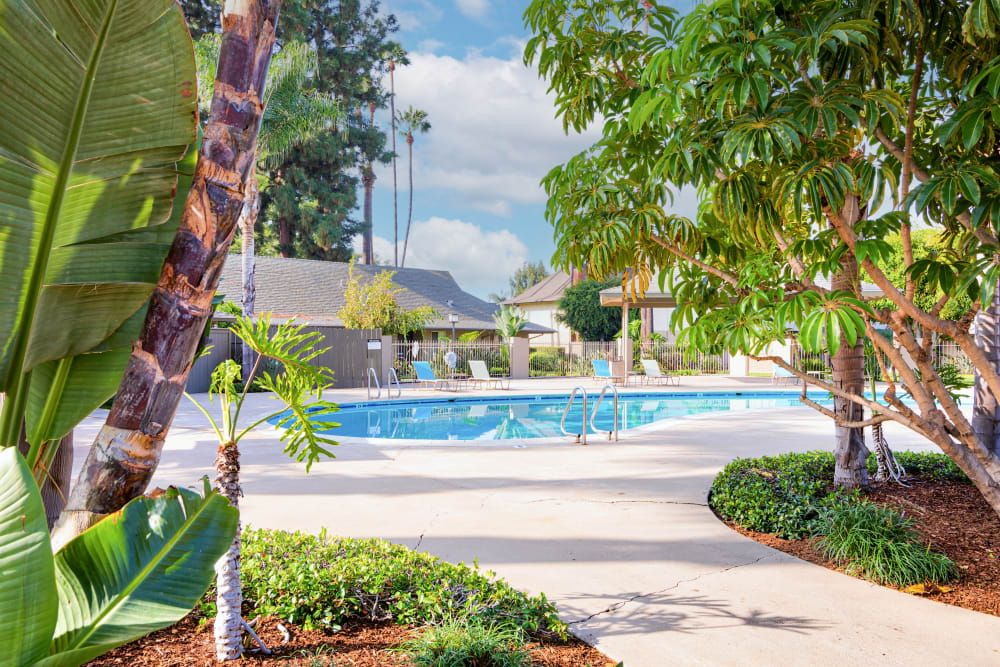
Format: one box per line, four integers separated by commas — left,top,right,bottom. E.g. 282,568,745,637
640,359,679,386
591,359,625,383
469,360,511,390
772,364,799,385
412,361,456,391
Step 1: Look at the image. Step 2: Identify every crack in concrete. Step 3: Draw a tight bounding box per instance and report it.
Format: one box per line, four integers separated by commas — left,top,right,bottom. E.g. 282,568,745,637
526,497,707,507
569,556,768,625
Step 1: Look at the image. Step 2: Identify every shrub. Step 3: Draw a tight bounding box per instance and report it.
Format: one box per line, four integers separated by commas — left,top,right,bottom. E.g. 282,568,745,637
402,618,533,667
871,450,969,483
200,529,567,637
708,451,838,538
529,351,565,376
813,502,957,586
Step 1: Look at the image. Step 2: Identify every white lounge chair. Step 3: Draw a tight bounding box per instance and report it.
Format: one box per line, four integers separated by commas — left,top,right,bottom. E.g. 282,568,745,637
469,360,511,390
640,359,679,385
772,364,799,385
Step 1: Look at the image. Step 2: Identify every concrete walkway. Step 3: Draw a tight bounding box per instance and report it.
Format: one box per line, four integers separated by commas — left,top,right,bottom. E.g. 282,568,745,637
72,377,1000,666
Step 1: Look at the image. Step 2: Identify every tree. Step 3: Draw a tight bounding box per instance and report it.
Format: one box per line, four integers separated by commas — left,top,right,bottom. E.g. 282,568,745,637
493,305,529,340
525,1,1000,506
0,0,199,521
337,262,438,336
261,1,406,262
195,35,341,381
396,106,432,267
186,316,338,660
872,231,972,320
53,0,284,547
557,279,626,342
488,261,549,302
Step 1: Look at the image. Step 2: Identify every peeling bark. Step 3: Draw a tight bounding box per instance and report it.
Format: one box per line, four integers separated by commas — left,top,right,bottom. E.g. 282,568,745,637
52,0,283,549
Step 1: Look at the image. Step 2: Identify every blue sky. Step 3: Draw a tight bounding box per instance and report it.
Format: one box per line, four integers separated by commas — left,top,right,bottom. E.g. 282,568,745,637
361,0,606,298
363,1,703,299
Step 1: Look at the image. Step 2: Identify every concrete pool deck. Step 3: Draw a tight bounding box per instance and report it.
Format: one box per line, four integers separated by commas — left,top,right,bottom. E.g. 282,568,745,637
72,376,1000,666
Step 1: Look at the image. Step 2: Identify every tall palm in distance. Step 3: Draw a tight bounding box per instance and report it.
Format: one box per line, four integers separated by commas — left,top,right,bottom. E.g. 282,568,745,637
195,36,341,379
396,106,431,267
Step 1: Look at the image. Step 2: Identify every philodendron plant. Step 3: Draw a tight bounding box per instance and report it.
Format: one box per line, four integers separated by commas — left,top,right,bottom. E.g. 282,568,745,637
0,447,238,667
185,314,340,660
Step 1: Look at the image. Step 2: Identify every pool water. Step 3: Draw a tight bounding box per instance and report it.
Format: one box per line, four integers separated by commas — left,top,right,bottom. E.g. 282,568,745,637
306,391,829,440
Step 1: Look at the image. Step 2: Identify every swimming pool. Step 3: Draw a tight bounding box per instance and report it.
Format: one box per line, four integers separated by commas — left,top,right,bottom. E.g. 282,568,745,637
303,391,829,441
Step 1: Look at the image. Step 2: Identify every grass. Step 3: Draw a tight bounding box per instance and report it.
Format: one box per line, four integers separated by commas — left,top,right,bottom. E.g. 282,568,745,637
813,502,957,586
401,618,533,667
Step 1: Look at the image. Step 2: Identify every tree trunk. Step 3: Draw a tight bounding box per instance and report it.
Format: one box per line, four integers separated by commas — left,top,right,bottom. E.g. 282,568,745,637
240,174,260,383
402,138,414,267
214,443,243,660
51,0,283,550
390,62,398,269
975,275,1000,456
831,249,870,489
640,308,653,343
362,167,375,265
278,217,291,258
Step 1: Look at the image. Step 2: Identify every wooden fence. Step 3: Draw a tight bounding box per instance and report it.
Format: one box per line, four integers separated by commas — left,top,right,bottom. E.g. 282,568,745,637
186,326,382,392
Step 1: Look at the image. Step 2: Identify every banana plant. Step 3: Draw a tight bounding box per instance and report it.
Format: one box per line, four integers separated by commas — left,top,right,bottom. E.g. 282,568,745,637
0,0,198,483
185,314,340,660
0,447,237,666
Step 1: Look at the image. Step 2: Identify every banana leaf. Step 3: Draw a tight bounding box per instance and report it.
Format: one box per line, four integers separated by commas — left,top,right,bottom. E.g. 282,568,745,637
0,0,198,447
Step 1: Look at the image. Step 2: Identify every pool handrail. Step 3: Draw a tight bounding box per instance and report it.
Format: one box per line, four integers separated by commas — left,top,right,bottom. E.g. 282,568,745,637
560,386,588,445
590,383,619,441
367,367,381,400
386,367,402,399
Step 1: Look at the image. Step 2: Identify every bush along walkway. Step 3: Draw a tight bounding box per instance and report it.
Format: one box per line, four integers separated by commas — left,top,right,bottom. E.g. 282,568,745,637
710,451,1000,614
86,530,620,666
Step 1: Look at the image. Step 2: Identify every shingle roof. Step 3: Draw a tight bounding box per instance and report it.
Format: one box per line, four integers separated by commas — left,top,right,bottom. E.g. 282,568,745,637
216,256,553,333
503,270,573,305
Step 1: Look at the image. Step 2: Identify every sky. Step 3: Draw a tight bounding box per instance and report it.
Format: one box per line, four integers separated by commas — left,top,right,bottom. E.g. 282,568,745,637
357,0,700,299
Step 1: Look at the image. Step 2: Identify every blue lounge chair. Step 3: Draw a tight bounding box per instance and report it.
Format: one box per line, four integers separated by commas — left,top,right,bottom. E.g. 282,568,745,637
412,361,456,391
772,364,799,385
591,359,625,383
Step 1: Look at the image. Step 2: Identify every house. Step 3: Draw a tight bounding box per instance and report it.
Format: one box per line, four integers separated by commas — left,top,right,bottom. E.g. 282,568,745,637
504,270,674,347
215,256,553,339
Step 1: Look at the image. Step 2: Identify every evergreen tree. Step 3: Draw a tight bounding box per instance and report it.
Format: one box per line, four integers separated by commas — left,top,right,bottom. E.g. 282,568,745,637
181,0,405,261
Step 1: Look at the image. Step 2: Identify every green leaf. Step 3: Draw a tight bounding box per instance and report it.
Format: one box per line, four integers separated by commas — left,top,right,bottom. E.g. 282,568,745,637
0,0,197,438
41,487,238,666
0,448,58,665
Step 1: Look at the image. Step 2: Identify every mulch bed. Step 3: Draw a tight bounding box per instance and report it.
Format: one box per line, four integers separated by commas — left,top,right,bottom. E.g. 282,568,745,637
728,479,1000,616
87,614,616,667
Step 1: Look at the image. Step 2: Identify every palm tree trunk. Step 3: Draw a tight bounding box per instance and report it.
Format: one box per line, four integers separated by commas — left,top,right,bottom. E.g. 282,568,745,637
975,274,1000,456
402,139,414,267
214,442,243,660
51,0,283,549
363,166,375,264
390,61,398,268
240,173,260,382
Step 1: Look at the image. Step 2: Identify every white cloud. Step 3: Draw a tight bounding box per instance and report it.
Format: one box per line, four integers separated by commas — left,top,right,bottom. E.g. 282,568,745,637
455,0,490,19
417,38,445,53
364,217,528,295
384,0,443,31
375,51,601,219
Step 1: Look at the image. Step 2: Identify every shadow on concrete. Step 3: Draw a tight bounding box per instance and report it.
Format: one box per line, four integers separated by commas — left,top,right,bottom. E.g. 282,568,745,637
561,590,830,638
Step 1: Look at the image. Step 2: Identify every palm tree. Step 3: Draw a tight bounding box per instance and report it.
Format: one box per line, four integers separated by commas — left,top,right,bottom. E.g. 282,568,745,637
194,36,340,380
396,106,431,267
53,0,284,549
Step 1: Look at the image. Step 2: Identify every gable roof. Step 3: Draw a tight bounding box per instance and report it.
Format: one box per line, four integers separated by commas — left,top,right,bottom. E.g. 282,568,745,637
503,270,573,305
216,256,553,333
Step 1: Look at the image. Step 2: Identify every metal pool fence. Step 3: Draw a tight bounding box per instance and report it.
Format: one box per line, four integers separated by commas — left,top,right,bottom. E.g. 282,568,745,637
528,342,729,377
392,341,510,380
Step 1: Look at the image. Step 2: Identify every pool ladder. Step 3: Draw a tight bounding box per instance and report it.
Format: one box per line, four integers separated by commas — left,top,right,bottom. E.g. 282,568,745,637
560,384,620,445
367,367,403,400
